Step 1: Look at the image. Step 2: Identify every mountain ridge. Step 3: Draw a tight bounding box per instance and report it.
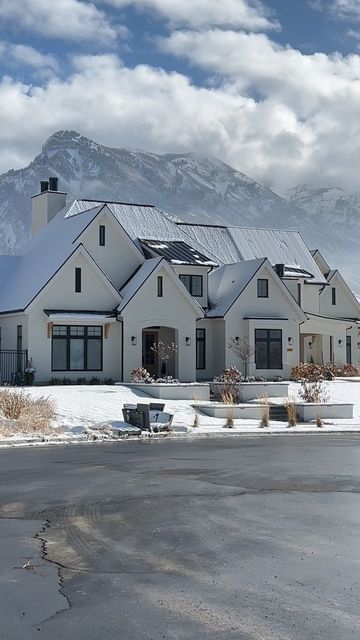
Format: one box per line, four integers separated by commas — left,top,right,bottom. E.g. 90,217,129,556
0,130,358,293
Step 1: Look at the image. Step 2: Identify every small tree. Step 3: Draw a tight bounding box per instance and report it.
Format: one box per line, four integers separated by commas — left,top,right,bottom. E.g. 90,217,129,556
227,337,255,379
150,341,178,376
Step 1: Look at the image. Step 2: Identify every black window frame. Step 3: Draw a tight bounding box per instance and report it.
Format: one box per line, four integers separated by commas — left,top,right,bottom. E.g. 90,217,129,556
99,224,106,246
75,267,82,293
157,275,163,297
297,282,301,307
257,278,269,298
196,328,206,370
332,287,336,305
255,328,282,370
179,274,203,297
51,325,103,372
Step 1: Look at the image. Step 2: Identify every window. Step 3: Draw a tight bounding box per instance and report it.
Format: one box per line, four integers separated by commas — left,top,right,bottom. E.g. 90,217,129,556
257,278,269,298
297,283,301,307
157,275,163,297
179,274,203,297
332,287,336,305
99,225,105,246
255,329,282,370
52,325,102,371
196,328,206,369
75,267,81,293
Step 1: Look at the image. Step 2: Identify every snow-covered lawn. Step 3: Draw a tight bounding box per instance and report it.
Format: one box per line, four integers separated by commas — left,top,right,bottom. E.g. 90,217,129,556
0,379,358,445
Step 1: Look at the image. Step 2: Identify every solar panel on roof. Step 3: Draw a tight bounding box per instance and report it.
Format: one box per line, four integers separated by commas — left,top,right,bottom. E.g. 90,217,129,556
140,239,217,266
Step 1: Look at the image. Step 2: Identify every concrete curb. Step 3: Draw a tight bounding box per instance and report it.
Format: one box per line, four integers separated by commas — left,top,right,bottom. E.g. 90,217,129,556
1,429,360,448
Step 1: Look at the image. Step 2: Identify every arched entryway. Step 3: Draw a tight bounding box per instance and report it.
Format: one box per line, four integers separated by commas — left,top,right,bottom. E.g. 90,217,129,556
142,326,179,379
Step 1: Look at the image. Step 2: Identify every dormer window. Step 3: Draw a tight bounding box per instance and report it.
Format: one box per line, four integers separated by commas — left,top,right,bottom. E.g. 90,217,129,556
332,287,336,305
179,274,203,297
257,278,268,298
157,276,163,297
99,225,105,246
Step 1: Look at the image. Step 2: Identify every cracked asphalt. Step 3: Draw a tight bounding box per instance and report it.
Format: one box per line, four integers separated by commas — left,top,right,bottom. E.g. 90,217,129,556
0,436,360,639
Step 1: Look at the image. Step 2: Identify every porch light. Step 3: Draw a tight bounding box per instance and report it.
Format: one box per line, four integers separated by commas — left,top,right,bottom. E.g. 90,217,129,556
185,337,191,346
338,339,343,347
288,337,293,346
357,342,360,349
131,336,137,346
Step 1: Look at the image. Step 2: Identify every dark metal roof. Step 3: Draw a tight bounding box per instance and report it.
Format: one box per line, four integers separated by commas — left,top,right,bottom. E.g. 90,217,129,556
140,239,217,266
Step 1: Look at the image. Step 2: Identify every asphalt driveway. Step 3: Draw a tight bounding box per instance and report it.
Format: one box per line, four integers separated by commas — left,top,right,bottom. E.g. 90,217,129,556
0,436,360,639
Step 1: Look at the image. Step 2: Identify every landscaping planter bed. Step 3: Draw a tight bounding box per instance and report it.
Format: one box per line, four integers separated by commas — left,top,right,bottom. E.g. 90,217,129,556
124,383,210,401
210,381,289,402
193,403,264,420
297,403,354,421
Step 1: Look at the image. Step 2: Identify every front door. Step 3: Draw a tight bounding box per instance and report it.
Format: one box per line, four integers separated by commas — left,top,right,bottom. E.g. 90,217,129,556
142,330,159,377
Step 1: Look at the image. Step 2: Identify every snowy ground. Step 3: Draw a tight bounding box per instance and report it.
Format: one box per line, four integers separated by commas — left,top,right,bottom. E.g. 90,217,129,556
0,379,359,445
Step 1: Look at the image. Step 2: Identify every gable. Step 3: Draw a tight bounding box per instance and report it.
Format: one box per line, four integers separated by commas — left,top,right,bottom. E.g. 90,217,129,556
321,271,360,318
77,206,144,288
224,261,306,322
118,259,203,319
28,246,121,312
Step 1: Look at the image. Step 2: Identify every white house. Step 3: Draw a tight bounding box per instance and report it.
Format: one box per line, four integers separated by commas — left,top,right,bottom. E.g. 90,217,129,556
0,179,358,384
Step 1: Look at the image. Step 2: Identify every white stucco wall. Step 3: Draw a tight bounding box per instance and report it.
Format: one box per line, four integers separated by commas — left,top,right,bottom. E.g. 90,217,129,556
25,251,122,382
320,273,360,320
301,283,321,314
121,264,201,382
223,263,302,378
0,314,28,350
80,211,143,289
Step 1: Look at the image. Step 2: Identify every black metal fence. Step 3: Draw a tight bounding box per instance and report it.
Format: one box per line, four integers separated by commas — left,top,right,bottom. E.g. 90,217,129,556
0,349,28,385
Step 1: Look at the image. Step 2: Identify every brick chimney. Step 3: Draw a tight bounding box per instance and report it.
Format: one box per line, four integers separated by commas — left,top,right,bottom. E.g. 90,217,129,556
31,177,67,235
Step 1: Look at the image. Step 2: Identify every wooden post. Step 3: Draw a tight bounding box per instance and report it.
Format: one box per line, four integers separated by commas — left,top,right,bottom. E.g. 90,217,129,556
47,322,53,338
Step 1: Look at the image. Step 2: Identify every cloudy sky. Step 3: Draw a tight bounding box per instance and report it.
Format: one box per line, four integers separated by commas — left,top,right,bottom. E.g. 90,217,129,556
1,0,360,192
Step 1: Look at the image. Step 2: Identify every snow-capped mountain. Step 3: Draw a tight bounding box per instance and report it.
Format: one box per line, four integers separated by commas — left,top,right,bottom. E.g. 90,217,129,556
0,130,358,293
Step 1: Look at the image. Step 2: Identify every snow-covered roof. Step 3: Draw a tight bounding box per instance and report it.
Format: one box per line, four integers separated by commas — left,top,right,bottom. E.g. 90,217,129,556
118,258,162,313
179,224,326,284
0,205,104,313
207,258,266,317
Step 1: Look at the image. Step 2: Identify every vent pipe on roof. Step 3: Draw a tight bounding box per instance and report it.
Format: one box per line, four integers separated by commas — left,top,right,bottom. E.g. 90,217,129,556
275,263,285,278
48,176,58,191
40,180,49,193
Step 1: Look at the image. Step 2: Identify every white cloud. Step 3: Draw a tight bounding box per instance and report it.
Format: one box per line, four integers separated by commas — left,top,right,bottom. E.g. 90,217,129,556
0,0,123,44
0,43,59,73
102,0,278,31
331,0,360,19
1,44,360,193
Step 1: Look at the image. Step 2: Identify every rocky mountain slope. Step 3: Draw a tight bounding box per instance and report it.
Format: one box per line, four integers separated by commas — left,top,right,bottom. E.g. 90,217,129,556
0,130,358,293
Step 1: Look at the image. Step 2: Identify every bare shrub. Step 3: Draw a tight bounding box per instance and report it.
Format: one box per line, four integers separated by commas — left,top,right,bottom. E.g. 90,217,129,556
18,396,56,433
259,396,270,428
227,337,255,379
219,388,240,404
285,398,297,427
0,390,55,433
0,389,30,419
150,341,178,376
299,380,329,403
223,410,234,429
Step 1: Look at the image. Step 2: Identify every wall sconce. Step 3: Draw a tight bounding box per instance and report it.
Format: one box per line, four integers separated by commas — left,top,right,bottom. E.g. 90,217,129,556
338,339,343,347
357,342,360,349
185,337,191,346
131,336,137,346
308,341,312,348
288,337,293,346
235,336,240,343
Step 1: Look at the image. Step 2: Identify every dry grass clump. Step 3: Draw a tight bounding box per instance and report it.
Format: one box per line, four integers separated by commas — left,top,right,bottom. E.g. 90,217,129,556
259,396,270,429
316,412,323,428
223,410,234,429
192,410,200,428
285,397,297,427
0,390,56,433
